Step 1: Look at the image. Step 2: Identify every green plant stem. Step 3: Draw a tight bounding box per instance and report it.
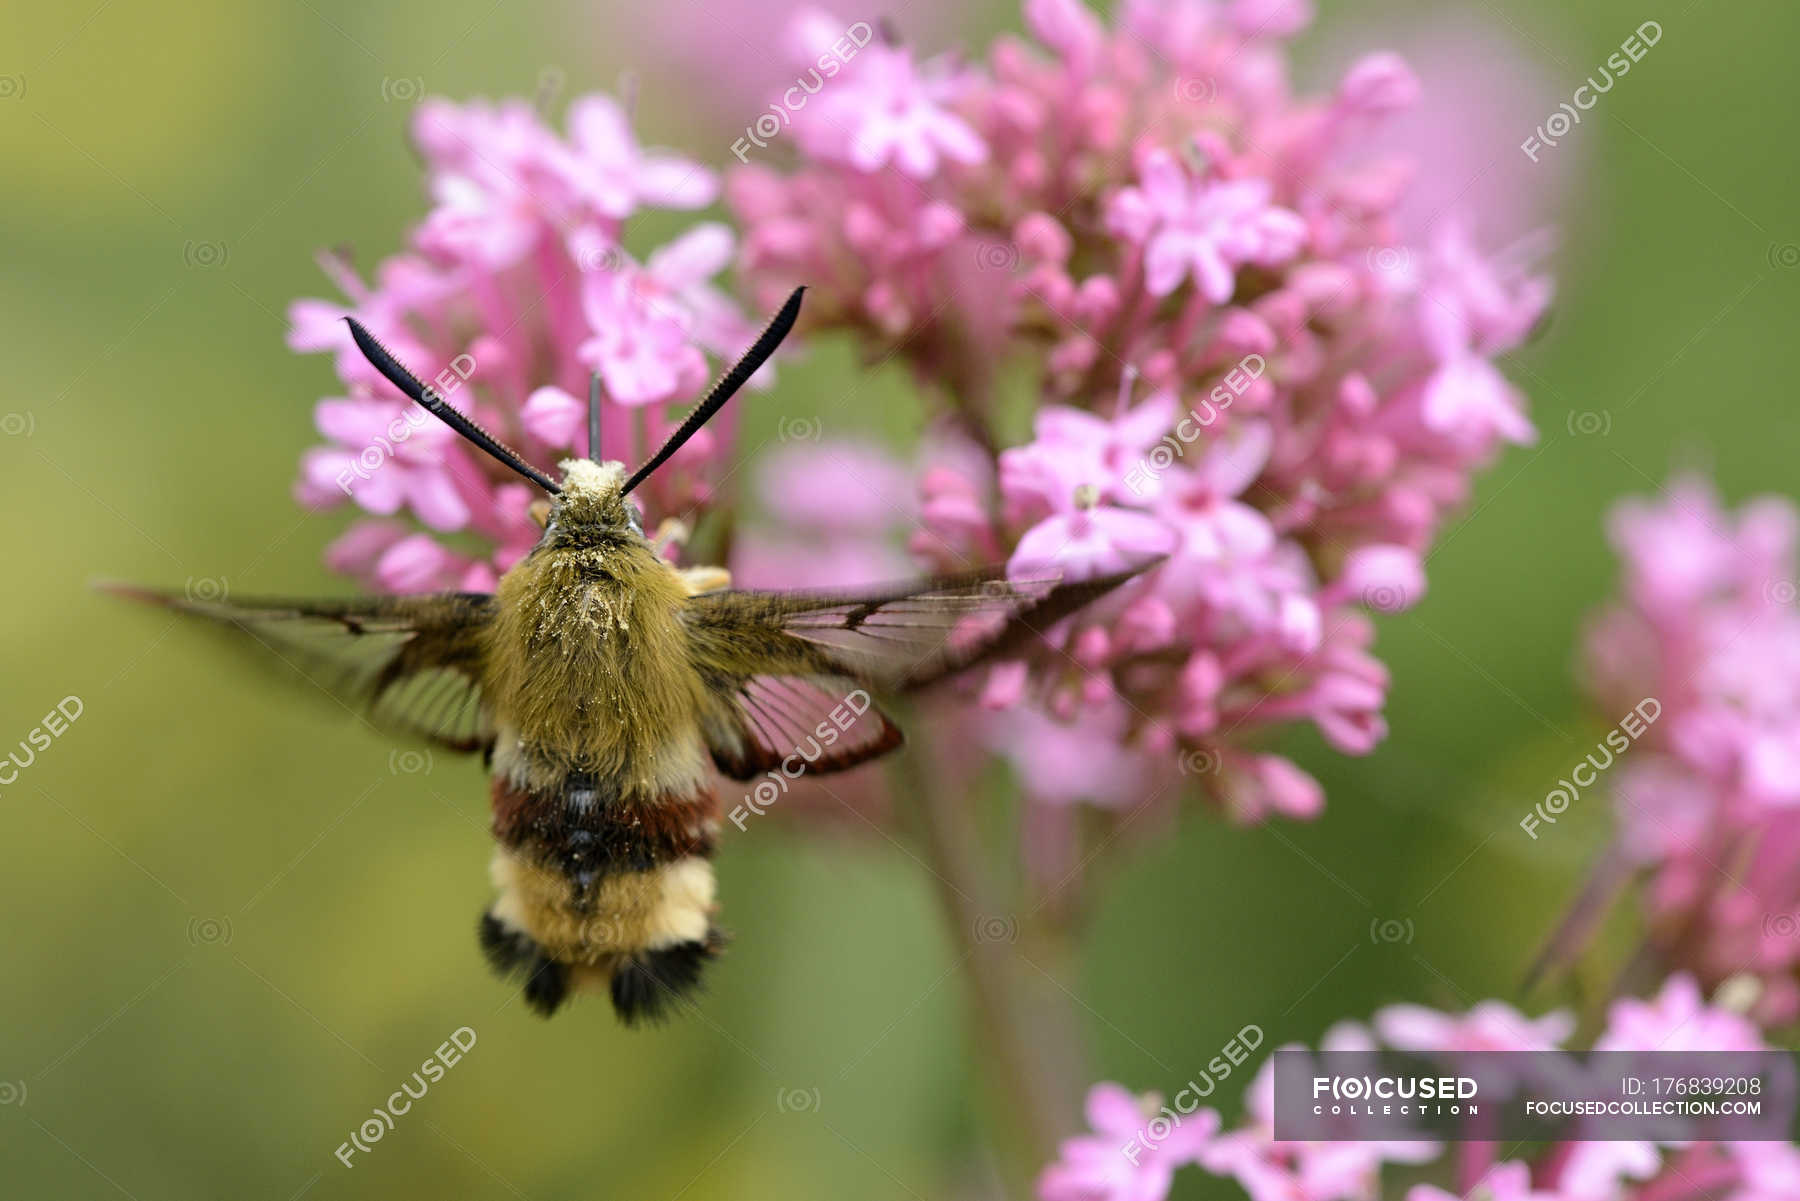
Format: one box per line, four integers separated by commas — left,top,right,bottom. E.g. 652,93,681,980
899,753,1085,1199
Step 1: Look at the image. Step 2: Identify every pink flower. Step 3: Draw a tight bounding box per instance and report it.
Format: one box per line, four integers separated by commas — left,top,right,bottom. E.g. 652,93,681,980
630,0,959,126
982,700,1161,808
1201,1026,1437,1201
730,439,918,591
732,0,1551,824
1555,1142,1662,1201
1011,505,1179,582
561,93,717,215
1330,544,1428,613
520,386,588,451
1406,1162,1559,1201
579,268,711,407
1730,1142,1800,1201
289,91,762,589
1106,151,1308,300
799,41,987,177
1576,477,1800,1022
1606,476,1746,616
1376,1000,1574,1053
1000,390,1180,517
1593,974,1764,1054
1051,988,1797,1201
1038,1083,1217,1201
1226,753,1326,821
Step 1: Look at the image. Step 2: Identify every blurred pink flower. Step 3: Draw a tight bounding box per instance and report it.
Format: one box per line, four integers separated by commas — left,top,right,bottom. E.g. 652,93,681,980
622,1,957,128
798,42,988,176
1199,1024,1438,1201
1106,151,1307,300
1407,1162,1559,1201
1038,1083,1215,1201
1581,477,1800,1022
1375,999,1574,1053
1593,973,1764,1054
731,0,1552,822
1046,980,1787,1201
730,437,919,590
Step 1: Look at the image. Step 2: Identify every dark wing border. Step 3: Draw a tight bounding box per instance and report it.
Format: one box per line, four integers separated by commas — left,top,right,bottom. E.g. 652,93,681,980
101,584,498,752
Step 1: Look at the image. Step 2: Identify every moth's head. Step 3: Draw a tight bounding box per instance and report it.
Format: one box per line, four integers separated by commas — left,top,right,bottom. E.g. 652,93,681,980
542,458,644,544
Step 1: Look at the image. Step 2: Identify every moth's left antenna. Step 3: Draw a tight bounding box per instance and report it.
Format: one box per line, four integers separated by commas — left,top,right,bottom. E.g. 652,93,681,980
344,318,562,495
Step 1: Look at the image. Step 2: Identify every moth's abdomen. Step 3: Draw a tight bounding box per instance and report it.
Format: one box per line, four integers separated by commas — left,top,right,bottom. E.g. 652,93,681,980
480,756,725,1022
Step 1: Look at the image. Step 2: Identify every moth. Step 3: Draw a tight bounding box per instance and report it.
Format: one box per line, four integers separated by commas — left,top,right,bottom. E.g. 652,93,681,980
108,288,1149,1023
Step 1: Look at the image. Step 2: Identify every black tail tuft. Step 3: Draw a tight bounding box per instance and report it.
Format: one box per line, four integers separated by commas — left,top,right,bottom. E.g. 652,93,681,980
608,928,727,1026
478,911,572,1018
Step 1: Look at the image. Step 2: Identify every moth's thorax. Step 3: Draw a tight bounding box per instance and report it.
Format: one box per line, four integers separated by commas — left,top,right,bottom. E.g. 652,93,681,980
483,501,708,795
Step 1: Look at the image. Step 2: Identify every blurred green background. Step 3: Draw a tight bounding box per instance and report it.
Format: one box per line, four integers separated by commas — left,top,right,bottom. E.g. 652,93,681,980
3,0,1797,1197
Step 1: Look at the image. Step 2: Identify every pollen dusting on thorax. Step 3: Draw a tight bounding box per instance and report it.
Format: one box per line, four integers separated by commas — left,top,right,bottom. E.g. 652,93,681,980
558,458,627,502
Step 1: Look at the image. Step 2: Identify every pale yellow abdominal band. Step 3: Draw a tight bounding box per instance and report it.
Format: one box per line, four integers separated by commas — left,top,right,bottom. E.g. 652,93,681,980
488,847,717,964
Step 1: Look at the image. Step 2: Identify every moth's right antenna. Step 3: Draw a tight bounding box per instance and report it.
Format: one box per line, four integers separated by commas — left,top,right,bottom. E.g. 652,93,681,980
622,286,804,495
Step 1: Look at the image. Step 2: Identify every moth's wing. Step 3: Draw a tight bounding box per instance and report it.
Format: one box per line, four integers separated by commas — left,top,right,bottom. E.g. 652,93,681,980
682,566,1150,779
101,584,498,752
699,671,906,780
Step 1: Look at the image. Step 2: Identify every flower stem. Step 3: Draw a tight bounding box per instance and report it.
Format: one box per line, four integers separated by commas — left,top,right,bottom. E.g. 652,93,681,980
898,751,1083,1200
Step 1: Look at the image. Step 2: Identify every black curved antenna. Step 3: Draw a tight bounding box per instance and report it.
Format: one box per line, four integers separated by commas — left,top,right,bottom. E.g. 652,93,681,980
622,286,805,495
344,318,561,495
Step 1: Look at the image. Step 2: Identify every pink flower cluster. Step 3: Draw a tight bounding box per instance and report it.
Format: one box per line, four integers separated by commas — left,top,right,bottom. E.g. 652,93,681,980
287,92,761,590
729,0,1551,817
1583,476,1800,1024
1041,974,1796,1201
